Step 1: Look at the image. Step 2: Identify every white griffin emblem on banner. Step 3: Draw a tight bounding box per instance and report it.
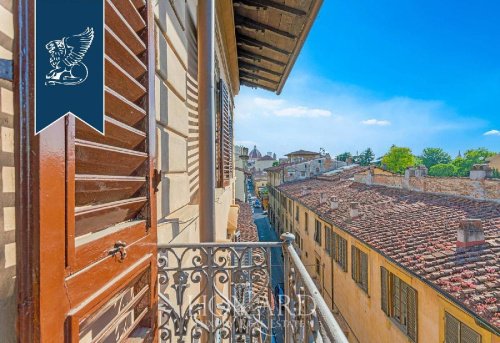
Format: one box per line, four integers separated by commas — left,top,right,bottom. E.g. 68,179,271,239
45,27,94,86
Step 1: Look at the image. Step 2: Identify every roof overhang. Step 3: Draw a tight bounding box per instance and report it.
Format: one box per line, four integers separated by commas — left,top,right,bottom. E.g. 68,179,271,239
233,0,323,94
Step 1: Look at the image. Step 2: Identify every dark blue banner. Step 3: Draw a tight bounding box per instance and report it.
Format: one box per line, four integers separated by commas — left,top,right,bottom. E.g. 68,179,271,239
35,0,104,134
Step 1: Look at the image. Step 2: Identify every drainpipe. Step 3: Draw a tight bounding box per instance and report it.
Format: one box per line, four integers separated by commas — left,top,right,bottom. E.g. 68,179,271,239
198,0,216,242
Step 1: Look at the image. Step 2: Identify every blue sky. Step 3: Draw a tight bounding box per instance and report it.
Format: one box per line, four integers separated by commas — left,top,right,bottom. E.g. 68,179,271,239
234,1,500,159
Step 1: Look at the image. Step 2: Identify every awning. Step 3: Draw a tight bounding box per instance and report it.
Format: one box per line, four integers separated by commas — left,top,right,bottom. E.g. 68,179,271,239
233,0,323,94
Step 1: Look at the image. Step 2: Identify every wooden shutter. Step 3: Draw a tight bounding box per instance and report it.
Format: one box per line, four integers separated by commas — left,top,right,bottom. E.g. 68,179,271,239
360,250,368,292
351,246,356,280
343,239,348,271
407,286,418,342
445,312,460,343
217,79,232,187
381,267,389,315
20,1,158,341
460,322,481,343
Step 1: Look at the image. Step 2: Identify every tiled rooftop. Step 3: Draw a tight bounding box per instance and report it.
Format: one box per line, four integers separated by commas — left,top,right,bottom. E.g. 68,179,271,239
277,168,500,330
236,200,258,242
285,149,319,156
265,162,294,173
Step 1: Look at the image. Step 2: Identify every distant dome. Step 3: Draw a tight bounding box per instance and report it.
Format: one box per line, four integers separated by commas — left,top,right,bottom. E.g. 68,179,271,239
249,145,262,159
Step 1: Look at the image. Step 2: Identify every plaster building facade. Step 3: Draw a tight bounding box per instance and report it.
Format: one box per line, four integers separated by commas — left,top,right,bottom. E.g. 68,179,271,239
270,166,500,342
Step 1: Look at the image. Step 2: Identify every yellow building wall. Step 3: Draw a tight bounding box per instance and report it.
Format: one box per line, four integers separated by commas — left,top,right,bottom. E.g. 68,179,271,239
278,196,499,343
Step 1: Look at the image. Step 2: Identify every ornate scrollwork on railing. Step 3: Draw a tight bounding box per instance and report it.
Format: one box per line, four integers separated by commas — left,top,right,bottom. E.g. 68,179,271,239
158,243,280,343
282,233,349,343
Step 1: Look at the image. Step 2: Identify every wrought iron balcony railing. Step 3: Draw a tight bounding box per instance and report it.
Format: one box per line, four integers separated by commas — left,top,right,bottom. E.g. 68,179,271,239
158,233,348,343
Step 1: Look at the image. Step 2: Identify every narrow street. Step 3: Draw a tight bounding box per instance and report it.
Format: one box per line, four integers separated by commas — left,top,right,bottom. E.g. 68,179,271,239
252,206,285,343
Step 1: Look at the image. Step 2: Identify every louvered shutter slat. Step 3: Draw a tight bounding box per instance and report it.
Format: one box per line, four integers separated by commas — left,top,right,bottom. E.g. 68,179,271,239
445,312,460,343
71,0,151,241
381,267,389,315
407,287,418,342
351,246,356,280
460,322,481,343
361,251,368,292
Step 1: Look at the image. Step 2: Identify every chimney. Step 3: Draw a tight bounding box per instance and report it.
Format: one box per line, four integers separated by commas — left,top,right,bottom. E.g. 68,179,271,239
301,186,308,196
470,164,493,180
457,219,485,249
330,196,339,210
416,165,428,177
349,202,360,219
405,167,416,179
319,192,328,205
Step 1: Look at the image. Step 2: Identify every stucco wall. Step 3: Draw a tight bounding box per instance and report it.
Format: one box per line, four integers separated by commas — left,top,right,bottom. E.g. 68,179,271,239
155,1,236,244
0,0,15,341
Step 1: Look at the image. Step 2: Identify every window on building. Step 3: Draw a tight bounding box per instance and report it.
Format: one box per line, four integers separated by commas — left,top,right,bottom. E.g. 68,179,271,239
295,232,302,250
351,246,368,293
325,226,332,256
295,206,299,221
444,312,481,343
305,212,309,233
381,267,418,342
332,233,347,272
315,258,321,278
314,219,322,245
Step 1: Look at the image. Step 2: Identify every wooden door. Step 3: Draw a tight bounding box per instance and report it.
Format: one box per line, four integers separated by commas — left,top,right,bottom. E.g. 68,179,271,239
16,1,158,341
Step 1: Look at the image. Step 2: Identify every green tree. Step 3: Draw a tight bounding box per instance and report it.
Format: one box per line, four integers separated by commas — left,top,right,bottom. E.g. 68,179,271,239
358,148,375,166
420,148,452,169
336,152,352,162
429,163,457,177
453,148,496,176
381,146,416,174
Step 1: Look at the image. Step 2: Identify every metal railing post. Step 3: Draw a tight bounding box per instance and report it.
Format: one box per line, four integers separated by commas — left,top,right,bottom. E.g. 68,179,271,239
280,232,294,343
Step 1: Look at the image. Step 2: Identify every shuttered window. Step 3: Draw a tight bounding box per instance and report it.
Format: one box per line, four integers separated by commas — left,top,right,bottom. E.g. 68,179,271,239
445,312,481,343
314,219,322,245
332,232,348,272
351,246,369,293
325,226,332,255
305,212,309,233
381,267,418,342
216,79,233,187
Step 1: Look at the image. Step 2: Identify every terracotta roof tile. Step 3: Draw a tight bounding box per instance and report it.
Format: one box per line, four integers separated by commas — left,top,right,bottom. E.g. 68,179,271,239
236,200,258,243
277,169,500,330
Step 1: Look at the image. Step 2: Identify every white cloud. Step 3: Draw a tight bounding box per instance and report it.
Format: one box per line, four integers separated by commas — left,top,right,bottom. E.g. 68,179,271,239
273,106,332,118
361,119,391,126
253,97,285,108
483,129,500,136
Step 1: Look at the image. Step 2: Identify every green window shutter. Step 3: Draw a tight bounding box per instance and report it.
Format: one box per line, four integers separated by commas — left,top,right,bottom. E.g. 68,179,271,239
381,267,389,315
445,312,460,343
351,246,356,280
342,239,348,272
361,251,368,292
460,323,481,343
407,287,418,342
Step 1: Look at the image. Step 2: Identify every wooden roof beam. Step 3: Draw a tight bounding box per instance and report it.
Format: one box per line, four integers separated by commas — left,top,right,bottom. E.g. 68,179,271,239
238,61,282,77
240,71,279,84
234,0,307,16
238,49,287,67
237,34,291,56
235,15,297,39
240,79,277,92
